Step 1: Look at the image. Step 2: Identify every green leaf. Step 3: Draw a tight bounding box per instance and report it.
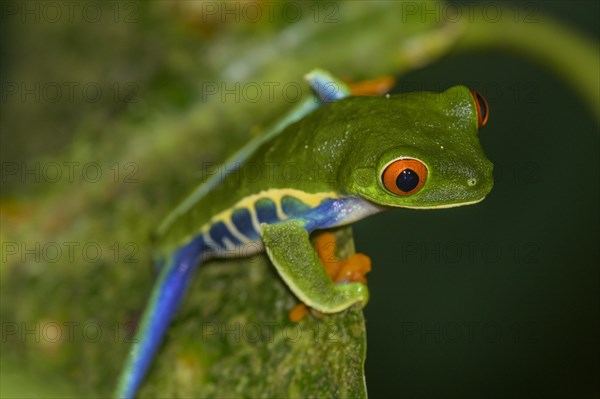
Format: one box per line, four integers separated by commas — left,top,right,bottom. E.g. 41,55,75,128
3,1,597,397
139,227,367,398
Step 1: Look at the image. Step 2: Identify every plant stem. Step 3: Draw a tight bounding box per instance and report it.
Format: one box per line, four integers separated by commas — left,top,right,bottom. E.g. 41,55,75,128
454,7,599,121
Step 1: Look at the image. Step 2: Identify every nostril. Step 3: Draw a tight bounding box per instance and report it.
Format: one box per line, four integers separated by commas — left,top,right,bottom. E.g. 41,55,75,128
467,178,477,187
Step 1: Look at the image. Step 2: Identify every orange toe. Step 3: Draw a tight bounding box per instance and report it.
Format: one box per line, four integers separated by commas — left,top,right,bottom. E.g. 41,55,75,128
289,233,373,323
315,232,341,279
334,253,372,284
289,303,309,323
348,75,396,96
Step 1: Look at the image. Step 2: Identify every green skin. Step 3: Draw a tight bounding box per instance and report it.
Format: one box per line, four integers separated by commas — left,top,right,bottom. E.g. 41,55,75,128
159,85,493,310
158,86,493,253
115,73,494,398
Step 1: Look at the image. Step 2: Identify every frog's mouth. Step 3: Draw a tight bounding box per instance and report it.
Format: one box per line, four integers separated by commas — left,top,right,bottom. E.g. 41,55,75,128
398,196,488,210
398,177,494,209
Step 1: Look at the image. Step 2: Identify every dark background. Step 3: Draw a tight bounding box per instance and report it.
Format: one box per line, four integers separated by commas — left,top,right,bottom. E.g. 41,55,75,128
361,3,599,398
1,1,598,398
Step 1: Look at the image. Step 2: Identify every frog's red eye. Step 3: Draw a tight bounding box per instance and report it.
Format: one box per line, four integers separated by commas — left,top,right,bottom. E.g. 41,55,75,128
470,89,489,128
381,158,428,196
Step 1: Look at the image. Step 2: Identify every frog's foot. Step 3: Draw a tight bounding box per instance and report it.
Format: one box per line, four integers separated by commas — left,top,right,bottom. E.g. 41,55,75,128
334,253,372,284
347,75,396,96
288,303,309,323
288,232,372,322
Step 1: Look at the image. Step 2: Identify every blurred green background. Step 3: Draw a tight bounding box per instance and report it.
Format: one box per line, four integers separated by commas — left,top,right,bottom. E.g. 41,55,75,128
1,1,598,398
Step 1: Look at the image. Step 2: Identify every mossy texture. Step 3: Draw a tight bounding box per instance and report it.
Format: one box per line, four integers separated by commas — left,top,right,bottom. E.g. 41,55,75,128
1,1,596,397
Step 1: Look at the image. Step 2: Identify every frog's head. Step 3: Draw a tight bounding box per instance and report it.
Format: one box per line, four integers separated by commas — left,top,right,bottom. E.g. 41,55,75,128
339,86,493,209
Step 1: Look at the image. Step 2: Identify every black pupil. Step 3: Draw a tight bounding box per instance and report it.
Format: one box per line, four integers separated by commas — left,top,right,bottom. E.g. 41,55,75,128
395,169,419,192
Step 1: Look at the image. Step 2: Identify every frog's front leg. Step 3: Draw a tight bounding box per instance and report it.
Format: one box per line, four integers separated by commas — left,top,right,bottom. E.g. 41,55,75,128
288,231,373,322
261,220,369,314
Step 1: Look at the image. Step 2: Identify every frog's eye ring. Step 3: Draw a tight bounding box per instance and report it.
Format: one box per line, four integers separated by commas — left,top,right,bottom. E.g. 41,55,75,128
470,89,489,128
381,158,428,196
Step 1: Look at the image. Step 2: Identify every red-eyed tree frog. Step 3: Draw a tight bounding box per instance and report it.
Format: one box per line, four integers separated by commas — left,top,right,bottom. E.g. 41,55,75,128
115,69,493,398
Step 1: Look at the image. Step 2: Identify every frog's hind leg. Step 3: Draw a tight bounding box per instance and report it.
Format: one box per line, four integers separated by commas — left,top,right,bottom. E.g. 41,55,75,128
304,68,395,103
304,69,351,103
115,236,205,399
347,75,396,96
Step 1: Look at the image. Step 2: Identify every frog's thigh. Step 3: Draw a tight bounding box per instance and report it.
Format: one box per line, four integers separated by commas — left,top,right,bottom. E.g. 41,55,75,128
261,221,369,314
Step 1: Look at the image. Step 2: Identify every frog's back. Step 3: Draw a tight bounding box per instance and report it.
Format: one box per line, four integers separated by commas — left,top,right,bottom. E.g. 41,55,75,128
152,100,359,255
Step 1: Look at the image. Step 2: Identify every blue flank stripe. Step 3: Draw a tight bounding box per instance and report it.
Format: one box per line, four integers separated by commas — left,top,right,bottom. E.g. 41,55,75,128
255,198,279,224
300,198,350,232
281,195,311,217
231,208,260,240
209,221,243,248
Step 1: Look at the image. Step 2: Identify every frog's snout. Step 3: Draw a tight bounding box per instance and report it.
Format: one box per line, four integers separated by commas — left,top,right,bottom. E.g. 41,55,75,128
465,161,494,199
